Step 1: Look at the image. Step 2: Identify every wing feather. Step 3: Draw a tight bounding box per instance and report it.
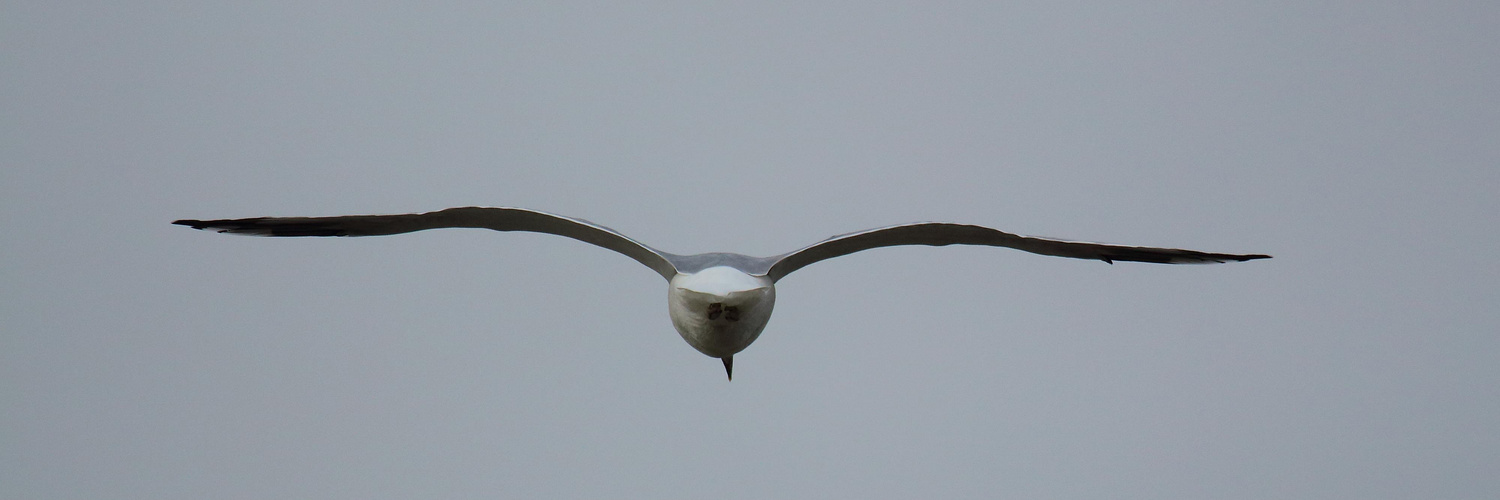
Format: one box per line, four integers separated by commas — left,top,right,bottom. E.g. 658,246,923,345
766,222,1269,281
174,207,678,280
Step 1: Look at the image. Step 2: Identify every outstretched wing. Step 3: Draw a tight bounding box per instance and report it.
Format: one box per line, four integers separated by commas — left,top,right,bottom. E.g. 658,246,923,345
765,222,1269,281
174,206,678,280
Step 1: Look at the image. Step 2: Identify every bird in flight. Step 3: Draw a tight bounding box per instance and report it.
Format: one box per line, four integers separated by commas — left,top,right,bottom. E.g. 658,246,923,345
175,207,1269,380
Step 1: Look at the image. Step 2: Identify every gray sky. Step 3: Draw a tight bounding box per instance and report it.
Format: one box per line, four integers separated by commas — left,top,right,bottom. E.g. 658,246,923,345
4,1,1497,498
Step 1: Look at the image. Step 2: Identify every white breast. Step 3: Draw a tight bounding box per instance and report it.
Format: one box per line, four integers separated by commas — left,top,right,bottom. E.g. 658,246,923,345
667,267,776,358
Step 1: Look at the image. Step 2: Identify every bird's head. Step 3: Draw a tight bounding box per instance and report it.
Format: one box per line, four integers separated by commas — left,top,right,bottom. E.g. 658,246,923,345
666,266,777,377
669,266,774,312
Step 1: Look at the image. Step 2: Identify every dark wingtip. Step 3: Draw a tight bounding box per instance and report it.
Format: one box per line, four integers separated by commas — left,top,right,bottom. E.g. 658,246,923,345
722,356,733,381
1239,254,1273,261
173,219,209,230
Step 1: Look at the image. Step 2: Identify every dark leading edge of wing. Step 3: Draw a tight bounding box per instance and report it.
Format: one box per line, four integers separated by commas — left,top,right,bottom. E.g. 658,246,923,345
765,222,1270,282
176,208,1270,282
173,207,679,280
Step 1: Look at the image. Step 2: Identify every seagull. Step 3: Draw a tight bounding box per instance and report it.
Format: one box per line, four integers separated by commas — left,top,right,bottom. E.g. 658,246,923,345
174,207,1269,380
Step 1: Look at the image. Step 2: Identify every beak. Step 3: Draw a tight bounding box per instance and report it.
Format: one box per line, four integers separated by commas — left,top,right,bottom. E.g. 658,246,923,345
722,356,733,381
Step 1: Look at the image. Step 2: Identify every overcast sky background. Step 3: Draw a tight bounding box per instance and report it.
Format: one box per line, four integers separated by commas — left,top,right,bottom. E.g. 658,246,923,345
4,2,1498,498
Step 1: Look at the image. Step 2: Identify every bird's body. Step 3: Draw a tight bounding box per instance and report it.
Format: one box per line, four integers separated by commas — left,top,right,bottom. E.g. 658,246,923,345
175,206,1269,380
668,266,776,361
